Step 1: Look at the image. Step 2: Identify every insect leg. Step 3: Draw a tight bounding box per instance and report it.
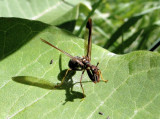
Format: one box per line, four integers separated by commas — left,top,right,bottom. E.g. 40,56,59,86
55,68,71,87
99,70,108,83
80,70,85,98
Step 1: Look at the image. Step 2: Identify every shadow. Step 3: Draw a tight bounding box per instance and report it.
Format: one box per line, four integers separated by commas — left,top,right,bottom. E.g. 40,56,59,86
12,73,90,104
12,76,56,90
57,55,85,104
57,69,85,104
56,20,76,32
56,55,94,104
59,54,62,71
0,18,77,61
0,17,50,61
57,55,83,104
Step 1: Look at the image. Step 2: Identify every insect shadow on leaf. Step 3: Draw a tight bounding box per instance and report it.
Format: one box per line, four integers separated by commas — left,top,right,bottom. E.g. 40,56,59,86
57,54,90,104
12,74,86,104
12,55,90,104
12,76,56,90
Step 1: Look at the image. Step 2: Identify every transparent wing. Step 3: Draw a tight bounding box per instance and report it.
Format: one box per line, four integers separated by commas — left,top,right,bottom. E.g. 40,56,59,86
84,18,92,61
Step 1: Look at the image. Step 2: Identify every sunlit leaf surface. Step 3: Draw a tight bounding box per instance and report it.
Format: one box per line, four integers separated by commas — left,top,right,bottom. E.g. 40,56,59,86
0,0,84,25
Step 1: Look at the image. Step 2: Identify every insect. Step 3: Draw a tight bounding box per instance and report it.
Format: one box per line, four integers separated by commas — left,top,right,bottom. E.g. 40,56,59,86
41,18,108,98
98,112,104,115
50,59,53,64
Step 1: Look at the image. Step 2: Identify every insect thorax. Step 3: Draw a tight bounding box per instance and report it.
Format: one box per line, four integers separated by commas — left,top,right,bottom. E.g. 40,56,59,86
68,56,84,70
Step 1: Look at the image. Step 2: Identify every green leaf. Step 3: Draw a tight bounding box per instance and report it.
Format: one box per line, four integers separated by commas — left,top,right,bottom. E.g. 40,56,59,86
112,25,160,53
0,0,84,26
136,25,159,50
103,6,160,50
149,38,160,51
103,15,143,49
0,18,160,119
112,29,144,54
76,0,103,36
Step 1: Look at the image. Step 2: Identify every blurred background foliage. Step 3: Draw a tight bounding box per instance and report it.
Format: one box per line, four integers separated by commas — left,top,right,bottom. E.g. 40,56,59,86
73,0,160,54
1,0,159,54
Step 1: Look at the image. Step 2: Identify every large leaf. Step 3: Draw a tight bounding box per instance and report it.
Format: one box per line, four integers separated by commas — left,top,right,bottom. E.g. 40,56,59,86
0,0,85,27
0,18,160,119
